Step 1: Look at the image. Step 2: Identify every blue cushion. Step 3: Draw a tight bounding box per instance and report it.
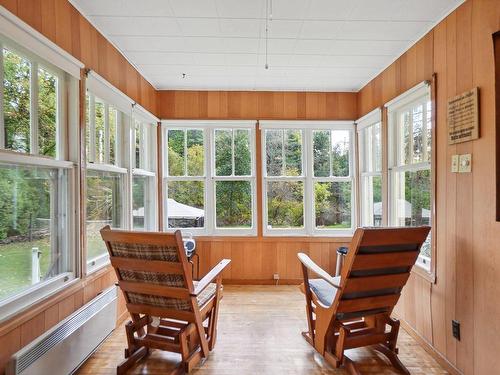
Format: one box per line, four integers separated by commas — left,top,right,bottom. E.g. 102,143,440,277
309,279,337,306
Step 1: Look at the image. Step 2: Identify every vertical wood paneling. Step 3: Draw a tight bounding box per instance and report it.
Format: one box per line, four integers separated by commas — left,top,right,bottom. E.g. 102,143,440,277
158,91,358,120
357,1,500,374
193,238,349,282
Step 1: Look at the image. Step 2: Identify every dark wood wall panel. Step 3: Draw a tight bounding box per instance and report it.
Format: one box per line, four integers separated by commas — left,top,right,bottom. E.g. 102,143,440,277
158,90,358,120
0,0,158,116
358,1,500,374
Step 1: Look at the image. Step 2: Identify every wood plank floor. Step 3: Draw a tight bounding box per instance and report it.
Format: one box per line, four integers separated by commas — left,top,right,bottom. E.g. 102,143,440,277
77,285,448,374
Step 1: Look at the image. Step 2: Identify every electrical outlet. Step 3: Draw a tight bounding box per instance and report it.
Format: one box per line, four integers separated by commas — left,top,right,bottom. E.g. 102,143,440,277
451,154,459,173
458,154,472,173
273,273,280,280
452,320,461,341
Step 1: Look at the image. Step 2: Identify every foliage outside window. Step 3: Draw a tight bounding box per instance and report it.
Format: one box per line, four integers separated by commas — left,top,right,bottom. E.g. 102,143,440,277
164,123,256,235
86,169,123,262
358,114,383,227
132,119,157,231
0,37,74,311
388,86,432,270
85,91,127,270
262,123,355,236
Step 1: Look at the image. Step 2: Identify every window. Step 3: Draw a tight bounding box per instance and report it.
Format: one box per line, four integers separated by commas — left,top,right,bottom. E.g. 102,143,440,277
261,122,355,236
132,117,157,231
264,129,304,230
357,110,383,226
163,121,256,235
388,82,433,271
0,32,78,319
85,90,128,272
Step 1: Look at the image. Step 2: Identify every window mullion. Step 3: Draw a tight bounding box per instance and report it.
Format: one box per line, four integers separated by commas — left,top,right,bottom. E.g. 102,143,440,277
89,94,96,163
104,104,110,164
304,129,313,235
422,100,428,163
30,61,39,155
231,129,235,176
206,128,213,234
0,43,4,149
184,129,188,176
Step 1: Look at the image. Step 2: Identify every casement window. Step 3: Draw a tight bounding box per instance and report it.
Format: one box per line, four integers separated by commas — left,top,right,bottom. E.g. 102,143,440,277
0,16,82,320
387,82,433,271
85,73,132,272
357,109,383,227
131,110,158,231
261,121,355,236
163,121,256,235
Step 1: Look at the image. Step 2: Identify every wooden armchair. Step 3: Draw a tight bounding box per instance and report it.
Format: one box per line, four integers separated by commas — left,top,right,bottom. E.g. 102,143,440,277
298,226,431,375
100,226,231,374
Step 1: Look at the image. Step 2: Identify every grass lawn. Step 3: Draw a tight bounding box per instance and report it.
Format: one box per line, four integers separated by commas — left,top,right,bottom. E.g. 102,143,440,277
0,237,51,301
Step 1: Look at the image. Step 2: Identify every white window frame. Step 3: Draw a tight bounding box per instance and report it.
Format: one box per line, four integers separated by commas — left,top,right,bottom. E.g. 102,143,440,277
162,120,257,236
131,107,158,231
357,108,383,227
387,81,433,272
0,17,81,321
85,79,132,274
260,121,356,237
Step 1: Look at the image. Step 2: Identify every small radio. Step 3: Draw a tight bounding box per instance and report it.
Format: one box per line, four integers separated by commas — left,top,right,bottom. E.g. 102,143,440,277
182,232,196,258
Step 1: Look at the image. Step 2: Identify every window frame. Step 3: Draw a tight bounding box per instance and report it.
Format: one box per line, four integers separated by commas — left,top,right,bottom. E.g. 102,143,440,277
162,120,257,236
131,113,158,231
0,36,66,158
85,89,130,274
260,121,356,237
386,81,434,275
0,27,80,321
357,108,383,227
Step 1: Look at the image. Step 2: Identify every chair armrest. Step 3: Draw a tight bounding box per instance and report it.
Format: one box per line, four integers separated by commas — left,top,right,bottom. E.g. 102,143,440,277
192,259,231,296
297,253,341,288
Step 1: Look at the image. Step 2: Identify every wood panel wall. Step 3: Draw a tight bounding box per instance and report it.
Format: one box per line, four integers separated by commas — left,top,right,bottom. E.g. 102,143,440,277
158,90,358,120
194,237,350,284
358,1,500,374
0,0,158,115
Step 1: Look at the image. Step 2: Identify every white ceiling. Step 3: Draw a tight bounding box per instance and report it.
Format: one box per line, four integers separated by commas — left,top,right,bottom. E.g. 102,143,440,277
71,0,464,91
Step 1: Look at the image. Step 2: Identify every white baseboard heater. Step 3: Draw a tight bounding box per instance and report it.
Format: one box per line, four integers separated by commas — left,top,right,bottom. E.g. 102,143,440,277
7,286,117,375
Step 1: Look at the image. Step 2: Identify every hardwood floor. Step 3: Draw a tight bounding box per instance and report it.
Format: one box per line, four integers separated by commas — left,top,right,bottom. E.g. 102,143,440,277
77,286,448,374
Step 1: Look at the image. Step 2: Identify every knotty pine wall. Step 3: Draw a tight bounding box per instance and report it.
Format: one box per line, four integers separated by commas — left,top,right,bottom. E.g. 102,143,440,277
159,90,358,120
357,1,500,374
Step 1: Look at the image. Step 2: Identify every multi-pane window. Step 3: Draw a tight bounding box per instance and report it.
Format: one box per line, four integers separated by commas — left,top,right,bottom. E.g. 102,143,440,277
132,118,157,231
0,35,76,314
166,128,205,229
262,122,355,235
214,128,253,229
358,111,383,226
312,130,352,230
388,84,432,270
164,122,256,235
264,129,304,230
85,92,128,270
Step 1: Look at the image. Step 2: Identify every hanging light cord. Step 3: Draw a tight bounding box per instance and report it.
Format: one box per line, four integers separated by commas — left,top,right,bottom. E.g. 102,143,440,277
265,0,272,69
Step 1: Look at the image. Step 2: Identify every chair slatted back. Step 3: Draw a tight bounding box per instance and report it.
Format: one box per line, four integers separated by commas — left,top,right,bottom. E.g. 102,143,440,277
100,226,196,318
333,226,430,320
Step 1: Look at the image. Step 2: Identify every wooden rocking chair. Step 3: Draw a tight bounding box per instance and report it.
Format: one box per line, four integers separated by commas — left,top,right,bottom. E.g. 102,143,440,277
100,226,231,374
298,226,431,375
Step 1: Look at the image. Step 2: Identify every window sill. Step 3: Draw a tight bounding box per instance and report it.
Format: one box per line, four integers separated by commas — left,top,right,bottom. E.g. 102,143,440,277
0,274,78,325
412,263,436,283
86,253,111,275
193,235,352,243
